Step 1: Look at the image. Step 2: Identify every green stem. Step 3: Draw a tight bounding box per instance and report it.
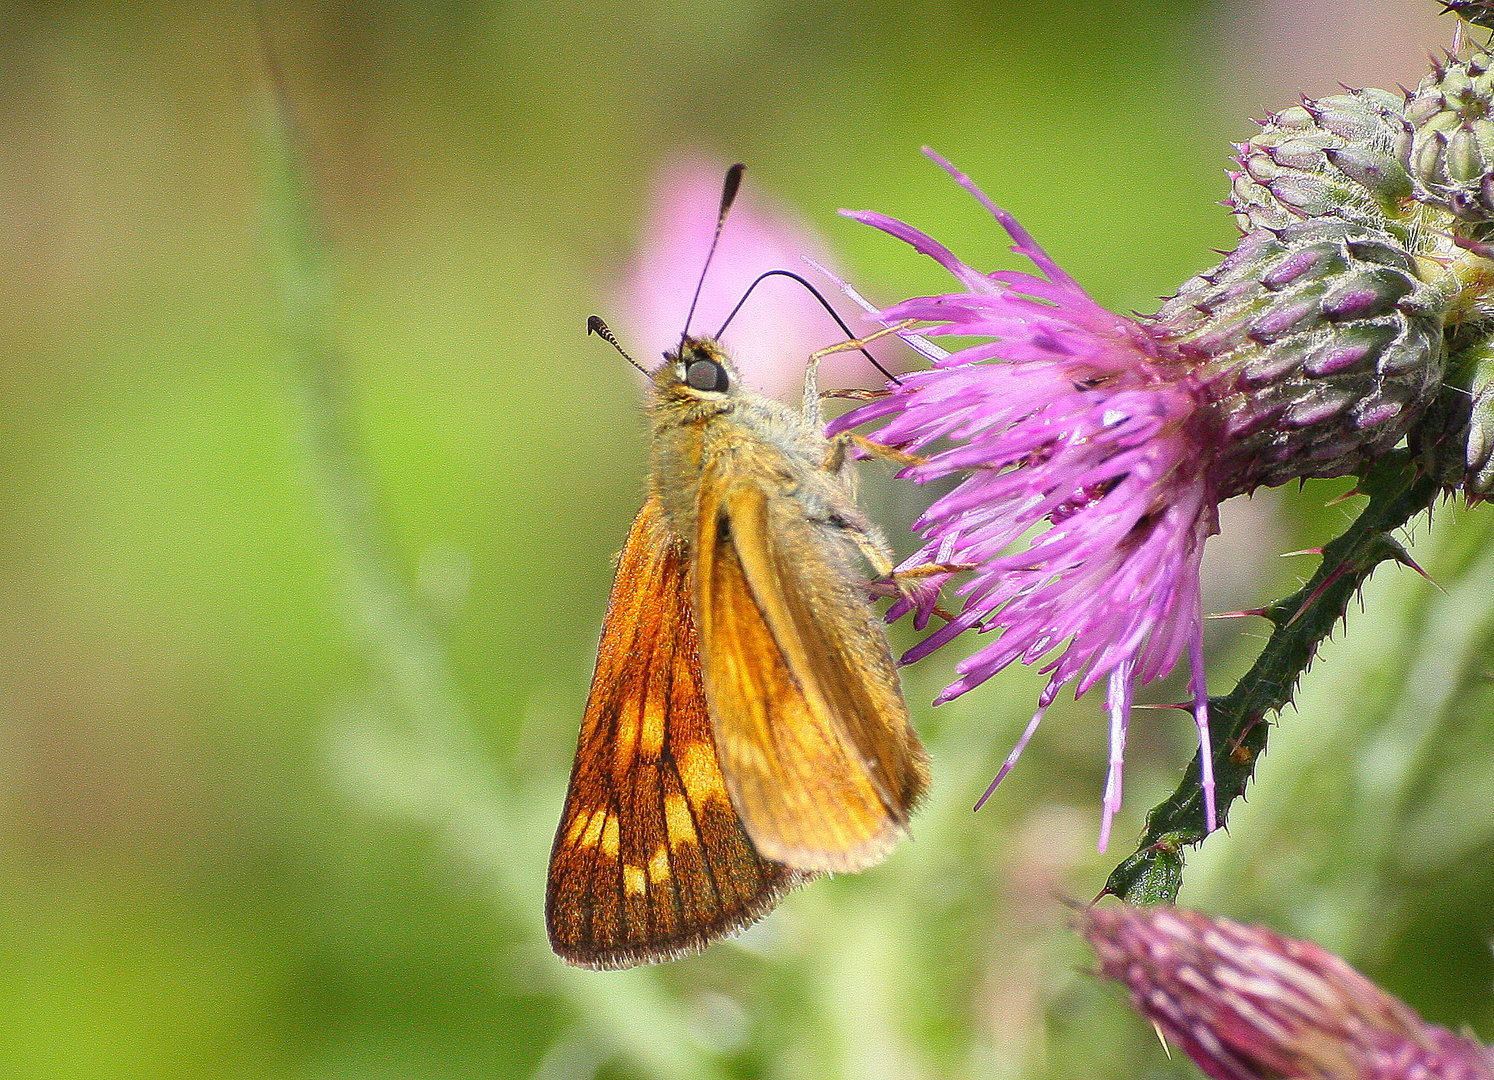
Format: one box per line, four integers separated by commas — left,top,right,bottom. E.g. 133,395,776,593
1104,450,1441,904
254,85,473,750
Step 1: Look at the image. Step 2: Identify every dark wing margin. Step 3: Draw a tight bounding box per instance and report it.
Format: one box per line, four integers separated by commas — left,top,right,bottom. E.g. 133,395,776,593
546,496,807,969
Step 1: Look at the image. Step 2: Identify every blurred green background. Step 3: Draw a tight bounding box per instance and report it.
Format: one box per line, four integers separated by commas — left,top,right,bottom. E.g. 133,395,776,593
3,0,1491,1077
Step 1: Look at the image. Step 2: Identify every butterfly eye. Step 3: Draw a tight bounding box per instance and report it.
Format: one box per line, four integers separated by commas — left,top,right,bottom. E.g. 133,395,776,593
686,358,729,393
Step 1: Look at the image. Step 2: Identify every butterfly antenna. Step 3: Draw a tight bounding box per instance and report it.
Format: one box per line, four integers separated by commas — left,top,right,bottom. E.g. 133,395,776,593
716,269,902,384
680,162,746,343
587,315,649,376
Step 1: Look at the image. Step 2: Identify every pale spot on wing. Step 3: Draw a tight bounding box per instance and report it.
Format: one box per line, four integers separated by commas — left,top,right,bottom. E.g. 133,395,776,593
601,814,621,858
624,865,648,895
678,740,730,805
578,808,606,848
614,708,641,771
647,845,670,884
640,706,664,757
664,793,698,846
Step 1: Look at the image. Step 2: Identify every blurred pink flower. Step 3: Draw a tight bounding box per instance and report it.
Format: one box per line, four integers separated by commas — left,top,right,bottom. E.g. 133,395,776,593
617,155,879,399
1083,904,1494,1080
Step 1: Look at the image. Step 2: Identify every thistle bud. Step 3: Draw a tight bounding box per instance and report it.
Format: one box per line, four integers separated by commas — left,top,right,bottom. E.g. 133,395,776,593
1156,218,1447,496
1451,336,1494,495
1083,905,1494,1080
1403,50,1494,221
1230,90,1411,234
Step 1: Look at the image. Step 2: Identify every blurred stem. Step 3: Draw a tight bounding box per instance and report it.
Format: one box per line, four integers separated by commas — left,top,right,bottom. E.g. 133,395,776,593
254,84,473,753
1105,450,1441,904
252,73,729,1080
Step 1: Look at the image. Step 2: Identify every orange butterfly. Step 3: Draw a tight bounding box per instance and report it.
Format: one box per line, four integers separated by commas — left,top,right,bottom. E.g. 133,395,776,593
547,167,929,969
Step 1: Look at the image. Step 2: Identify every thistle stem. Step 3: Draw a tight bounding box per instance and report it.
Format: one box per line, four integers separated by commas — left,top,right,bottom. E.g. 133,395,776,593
1104,450,1440,904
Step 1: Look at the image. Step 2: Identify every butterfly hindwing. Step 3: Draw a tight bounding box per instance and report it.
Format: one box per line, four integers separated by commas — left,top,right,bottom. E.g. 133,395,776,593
546,497,807,969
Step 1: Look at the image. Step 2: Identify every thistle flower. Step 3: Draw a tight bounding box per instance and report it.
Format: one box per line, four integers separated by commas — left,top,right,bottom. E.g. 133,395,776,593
830,153,1223,851
1082,904,1494,1080
830,149,1452,851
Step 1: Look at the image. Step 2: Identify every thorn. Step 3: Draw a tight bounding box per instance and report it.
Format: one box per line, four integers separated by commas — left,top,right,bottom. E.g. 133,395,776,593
1451,231,1494,259
1279,547,1324,558
1207,607,1273,620
1055,893,1087,914
1391,547,1447,593
1286,564,1350,627
1131,701,1190,712
1152,1021,1172,1059
1323,487,1364,506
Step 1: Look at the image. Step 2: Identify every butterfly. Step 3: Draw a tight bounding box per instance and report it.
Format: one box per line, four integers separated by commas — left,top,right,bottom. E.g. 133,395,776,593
546,165,929,969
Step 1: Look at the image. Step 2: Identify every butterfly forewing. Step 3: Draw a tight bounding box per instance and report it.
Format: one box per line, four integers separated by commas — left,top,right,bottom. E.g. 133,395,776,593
694,467,930,873
546,497,807,969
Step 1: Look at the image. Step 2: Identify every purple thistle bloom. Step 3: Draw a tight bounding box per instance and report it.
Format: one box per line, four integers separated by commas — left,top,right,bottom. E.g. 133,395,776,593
1083,904,1494,1080
830,150,1222,850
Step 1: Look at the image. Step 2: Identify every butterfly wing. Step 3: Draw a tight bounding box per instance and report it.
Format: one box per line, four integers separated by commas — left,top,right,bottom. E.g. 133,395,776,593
695,468,930,873
546,496,808,969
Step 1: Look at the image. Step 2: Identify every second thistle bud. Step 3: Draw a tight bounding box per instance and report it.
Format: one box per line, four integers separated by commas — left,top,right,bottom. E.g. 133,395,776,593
1404,50,1494,222
1083,905,1494,1080
1230,88,1413,234
1162,52,1494,498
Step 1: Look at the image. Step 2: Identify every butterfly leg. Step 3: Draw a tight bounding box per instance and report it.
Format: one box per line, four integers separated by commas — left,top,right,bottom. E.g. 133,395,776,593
802,319,921,424
820,432,928,477
817,433,966,618
850,433,926,468
895,561,976,580
832,512,971,612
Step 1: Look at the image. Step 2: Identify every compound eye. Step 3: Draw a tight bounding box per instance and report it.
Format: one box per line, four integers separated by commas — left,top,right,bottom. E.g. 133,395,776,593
685,358,729,392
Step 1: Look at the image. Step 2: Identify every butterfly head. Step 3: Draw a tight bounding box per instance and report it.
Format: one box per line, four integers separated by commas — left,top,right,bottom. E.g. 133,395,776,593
655,335,742,404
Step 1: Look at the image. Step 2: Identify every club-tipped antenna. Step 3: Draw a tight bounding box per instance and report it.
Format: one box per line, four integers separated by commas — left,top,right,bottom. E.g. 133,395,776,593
715,269,902,384
587,315,649,376
680,163,746,342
